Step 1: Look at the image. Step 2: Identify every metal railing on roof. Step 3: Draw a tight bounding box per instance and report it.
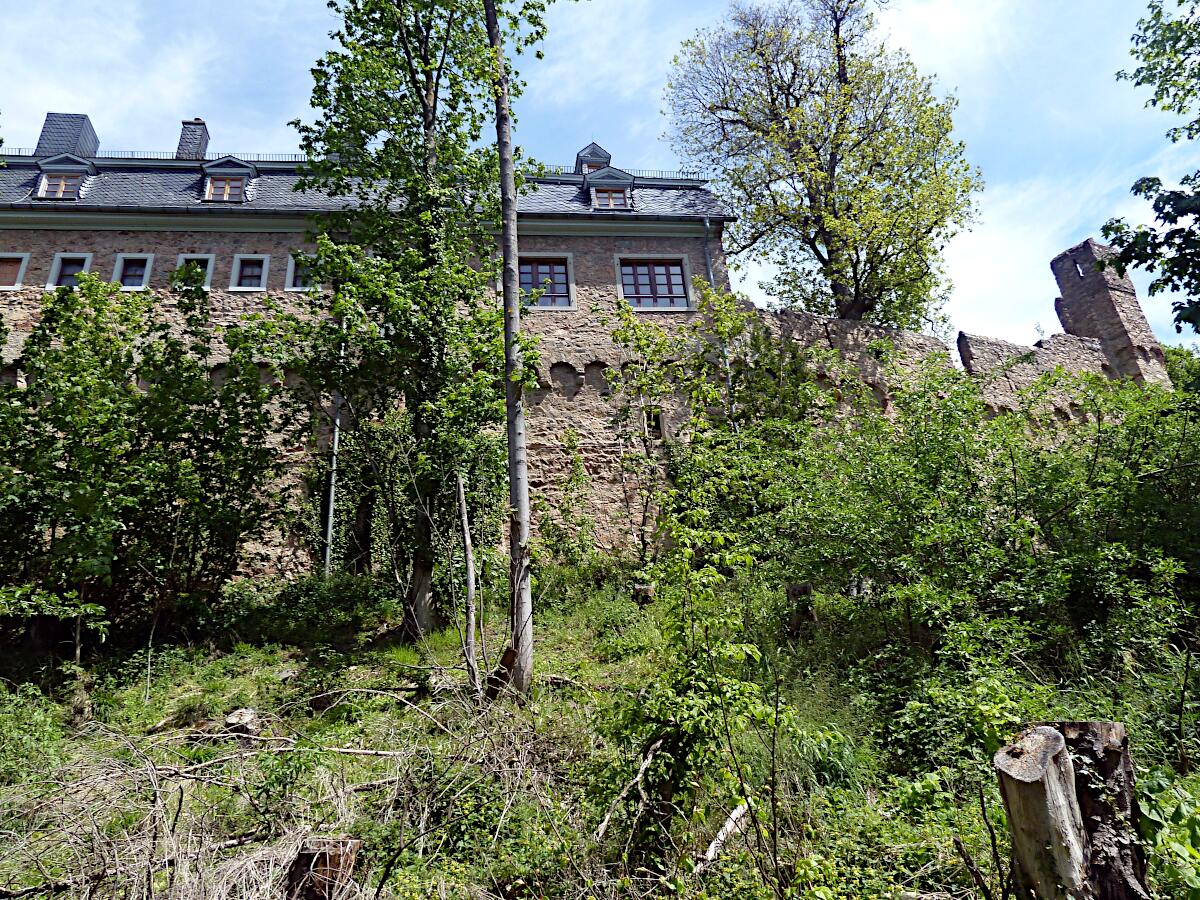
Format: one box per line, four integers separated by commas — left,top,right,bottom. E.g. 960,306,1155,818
538,163,703,180
0,147,703,178
0,148,308,162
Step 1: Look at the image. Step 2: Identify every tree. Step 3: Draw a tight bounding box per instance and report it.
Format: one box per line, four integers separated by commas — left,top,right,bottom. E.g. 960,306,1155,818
666,0,981,329
293,0,510,635
0,270,291,647
483,0,534,694
1104,0,1200,333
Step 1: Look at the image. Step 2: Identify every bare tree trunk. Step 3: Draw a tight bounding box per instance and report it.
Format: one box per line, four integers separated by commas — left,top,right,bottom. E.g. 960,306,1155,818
995,723,1149,900
407,515,435,637
457,472,481,702
483,0,533,695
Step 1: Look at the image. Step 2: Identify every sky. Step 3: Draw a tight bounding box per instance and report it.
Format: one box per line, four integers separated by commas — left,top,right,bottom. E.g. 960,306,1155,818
0,0,1195,347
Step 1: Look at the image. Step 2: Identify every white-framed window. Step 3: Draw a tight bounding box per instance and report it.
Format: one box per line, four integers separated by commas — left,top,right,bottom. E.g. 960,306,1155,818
205,175,246,202
38,173,83,200
593,187,629,210
519,254,576,309
0,253,31,290
230,254,270,291
46,253,93,289
615,255,693,311
176,254,216,288
113,254,154,291
285,255,314,292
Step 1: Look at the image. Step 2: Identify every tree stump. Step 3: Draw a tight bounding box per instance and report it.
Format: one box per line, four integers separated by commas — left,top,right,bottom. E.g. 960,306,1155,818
995,722,1149,900
1054,722,1149,900
285,837,362,900
995,726,1090,899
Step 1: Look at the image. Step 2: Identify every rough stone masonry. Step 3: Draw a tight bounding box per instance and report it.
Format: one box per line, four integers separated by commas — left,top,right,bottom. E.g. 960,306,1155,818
0,113,1175,557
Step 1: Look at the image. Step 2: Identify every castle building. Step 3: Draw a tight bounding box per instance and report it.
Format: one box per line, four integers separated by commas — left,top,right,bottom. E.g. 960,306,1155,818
0,113,1175,549
0,113,734,546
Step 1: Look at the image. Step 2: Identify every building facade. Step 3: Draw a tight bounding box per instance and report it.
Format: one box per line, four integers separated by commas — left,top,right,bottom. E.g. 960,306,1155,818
0,113,1176,551
0,114,734,546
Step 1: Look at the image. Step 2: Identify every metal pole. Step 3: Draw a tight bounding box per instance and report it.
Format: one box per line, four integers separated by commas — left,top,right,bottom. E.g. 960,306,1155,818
322,336,345,578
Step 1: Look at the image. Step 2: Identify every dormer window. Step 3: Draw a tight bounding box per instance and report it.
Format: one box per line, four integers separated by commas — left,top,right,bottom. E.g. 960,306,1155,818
39,173,82,199
206,175,245,202
594,188,629,210
584,162,603,174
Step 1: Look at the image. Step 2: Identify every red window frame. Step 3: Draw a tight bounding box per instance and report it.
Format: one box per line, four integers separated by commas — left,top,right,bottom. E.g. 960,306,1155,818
519,258,571,308
619,259,689,309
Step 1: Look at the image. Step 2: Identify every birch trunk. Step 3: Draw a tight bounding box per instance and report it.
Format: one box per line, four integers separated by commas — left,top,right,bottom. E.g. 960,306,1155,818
483,0,534,695
457,472,482,702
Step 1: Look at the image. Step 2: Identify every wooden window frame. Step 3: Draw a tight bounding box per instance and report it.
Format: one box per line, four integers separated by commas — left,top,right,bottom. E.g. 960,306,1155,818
112,253,154,291
46,252,93,289
0,253,31,290
519,255,575,310
593,187,629,210
176,254,216,289
205,175,247,202
229,254,270,291
615,256,693,311
38,173,83,200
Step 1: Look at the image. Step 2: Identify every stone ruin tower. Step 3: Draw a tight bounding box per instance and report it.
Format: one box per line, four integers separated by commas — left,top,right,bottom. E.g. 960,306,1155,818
1050,238,1172,386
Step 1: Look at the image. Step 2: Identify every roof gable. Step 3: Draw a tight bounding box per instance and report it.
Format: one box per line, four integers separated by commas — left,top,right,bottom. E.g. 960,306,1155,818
574,142,612,173
37,153,96,174
584,166,634,185
202,155,258,176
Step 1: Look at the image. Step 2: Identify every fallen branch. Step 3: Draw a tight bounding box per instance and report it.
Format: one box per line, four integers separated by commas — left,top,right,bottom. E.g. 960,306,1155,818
0,831,270,898
595,738,664,842
698,802,749,871
953,835,995,900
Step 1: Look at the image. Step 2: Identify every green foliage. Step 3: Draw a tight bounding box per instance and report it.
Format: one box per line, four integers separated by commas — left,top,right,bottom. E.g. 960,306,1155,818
1166,343,1200,389
1104,0,1200,332
667,0,981,328
0,683,66,783
0,272,290,644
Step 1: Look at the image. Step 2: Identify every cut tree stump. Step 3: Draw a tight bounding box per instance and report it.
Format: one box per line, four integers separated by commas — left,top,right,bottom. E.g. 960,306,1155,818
285,837,362,900
994,722,1149,900
1054,722,1149,900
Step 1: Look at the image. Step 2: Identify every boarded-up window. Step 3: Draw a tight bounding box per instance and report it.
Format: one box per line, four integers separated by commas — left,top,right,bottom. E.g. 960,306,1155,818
0,256,23,287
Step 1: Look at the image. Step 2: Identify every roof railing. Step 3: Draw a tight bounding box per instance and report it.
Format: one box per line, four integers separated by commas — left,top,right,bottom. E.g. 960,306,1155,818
0,148,308,162
0,148,705,179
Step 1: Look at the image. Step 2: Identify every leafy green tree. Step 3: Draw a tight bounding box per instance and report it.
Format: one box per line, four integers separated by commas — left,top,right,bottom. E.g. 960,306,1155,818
292,0,515,634
666,0,981,329
0,271,291,647
1104,0,1200,332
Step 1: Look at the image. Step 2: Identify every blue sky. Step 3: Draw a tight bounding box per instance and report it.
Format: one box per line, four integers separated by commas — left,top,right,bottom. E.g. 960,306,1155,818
0,0,1194,347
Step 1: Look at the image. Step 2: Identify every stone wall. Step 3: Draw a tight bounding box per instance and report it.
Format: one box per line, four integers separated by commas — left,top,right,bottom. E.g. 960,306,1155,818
0,230,1174,554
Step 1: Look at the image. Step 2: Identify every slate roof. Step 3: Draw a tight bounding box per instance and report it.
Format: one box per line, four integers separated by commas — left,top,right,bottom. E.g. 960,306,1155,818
0,155,731,223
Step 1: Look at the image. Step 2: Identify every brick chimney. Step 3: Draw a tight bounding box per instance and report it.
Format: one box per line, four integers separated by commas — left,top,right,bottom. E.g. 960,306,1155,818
176,118,210,160
35,112,100,158
1051,238,1172,387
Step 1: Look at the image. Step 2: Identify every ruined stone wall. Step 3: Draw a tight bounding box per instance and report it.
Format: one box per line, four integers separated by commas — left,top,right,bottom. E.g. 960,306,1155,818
0,230,1174,556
